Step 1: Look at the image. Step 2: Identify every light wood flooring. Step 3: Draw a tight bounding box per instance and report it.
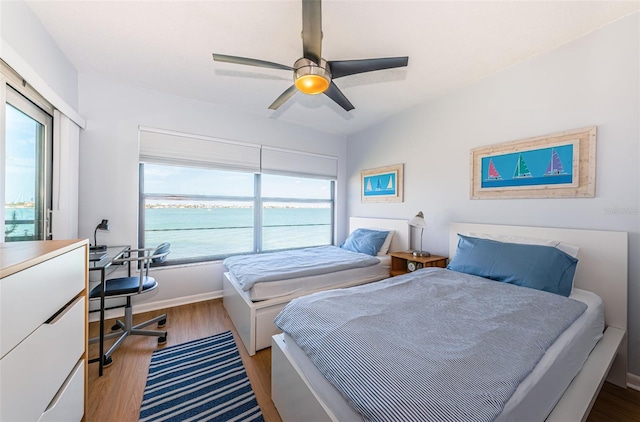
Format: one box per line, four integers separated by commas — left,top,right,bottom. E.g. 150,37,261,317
88,299,640,422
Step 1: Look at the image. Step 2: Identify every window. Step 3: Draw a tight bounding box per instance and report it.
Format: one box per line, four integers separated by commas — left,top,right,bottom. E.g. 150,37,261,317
3,86,53,241
138,128,337,265
139,164,335,264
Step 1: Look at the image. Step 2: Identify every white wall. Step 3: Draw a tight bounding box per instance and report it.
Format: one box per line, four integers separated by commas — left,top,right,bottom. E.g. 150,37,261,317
78,73,348,309
0,0,79,112
347,13,640,376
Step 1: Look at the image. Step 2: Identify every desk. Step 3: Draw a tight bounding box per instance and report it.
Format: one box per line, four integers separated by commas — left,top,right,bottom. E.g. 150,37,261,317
88,245,129,376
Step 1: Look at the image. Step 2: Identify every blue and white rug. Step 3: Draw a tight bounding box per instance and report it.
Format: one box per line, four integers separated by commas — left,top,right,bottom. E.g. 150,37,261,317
139,331,264,422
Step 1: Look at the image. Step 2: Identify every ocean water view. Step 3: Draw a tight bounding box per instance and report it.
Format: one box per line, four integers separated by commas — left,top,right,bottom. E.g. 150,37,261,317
4,207,37,240
4,206,332,260
147,207,331,260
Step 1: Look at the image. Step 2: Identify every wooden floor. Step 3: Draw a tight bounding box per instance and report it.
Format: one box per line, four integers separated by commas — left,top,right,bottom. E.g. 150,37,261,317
88,299,640,422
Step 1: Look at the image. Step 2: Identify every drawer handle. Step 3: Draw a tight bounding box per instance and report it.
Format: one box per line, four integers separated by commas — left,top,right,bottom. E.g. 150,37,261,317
45,296,84,325
42,359,84,414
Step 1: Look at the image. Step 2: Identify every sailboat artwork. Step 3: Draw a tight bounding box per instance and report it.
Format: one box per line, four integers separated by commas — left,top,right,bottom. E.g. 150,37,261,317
544,148,568,176
480,144,574,189
365,174,395,195
512,154,532,179
363,170,398,198
486,159,502,181
362,164,404,203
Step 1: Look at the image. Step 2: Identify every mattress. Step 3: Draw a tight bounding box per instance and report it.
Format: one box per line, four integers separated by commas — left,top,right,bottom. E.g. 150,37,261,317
233,256,390,301
280,287,604,421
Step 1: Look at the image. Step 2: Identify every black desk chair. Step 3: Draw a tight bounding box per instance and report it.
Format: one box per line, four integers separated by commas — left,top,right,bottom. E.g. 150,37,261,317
89,243,170,367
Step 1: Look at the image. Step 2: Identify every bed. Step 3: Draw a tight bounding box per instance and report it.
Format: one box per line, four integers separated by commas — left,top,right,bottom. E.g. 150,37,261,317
271,223,628,421
222,217,409,356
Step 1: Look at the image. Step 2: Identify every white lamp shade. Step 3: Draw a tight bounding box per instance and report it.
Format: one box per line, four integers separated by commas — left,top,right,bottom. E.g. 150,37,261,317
408,211,427,228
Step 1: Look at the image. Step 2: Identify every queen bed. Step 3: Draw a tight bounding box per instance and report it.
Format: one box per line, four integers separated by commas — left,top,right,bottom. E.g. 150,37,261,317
271,223,628,421
223,217,409,356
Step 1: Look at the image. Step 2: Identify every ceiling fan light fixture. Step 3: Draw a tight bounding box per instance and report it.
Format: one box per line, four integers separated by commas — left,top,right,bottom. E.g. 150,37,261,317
295,74,329,94
294,58,331,95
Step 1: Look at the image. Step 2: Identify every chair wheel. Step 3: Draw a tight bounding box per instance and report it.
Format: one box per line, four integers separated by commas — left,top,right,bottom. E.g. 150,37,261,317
158,318,167,328
158,335,167,345
111,323,121,331
103,356,113,368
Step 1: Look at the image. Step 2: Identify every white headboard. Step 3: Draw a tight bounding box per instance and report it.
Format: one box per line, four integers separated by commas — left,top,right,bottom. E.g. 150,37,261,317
349,217,409,253
449,222,628,386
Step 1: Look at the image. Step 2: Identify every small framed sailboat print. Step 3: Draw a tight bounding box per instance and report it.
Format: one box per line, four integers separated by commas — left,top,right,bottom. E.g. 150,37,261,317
361,164,404,203
470,127,596,199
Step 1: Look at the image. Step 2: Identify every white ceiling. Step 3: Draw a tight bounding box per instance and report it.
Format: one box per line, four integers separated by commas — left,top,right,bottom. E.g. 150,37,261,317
26,0,639,135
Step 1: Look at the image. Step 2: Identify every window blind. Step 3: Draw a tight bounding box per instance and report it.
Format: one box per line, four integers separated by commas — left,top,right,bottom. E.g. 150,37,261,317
261,146,338,179
139,128,261,172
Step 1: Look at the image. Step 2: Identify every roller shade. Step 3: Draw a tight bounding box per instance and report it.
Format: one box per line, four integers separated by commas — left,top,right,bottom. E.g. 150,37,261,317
139,128,261,172
261,146,338,179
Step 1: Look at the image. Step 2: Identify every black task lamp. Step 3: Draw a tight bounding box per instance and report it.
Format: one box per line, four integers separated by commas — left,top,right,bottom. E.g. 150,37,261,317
408,211,430,257
90,219,109,252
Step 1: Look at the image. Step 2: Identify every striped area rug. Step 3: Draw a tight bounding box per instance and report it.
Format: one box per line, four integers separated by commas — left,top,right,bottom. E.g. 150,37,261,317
139,331,264,422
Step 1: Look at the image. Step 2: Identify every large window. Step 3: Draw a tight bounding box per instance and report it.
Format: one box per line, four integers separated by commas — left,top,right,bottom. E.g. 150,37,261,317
140,163,335,264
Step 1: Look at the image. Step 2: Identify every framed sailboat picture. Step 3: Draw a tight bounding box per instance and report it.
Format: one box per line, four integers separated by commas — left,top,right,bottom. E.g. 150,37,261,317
470,127,596,199
361,164,404,203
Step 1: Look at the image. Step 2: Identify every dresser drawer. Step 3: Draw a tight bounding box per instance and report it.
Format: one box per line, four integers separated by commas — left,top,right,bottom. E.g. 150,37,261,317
0,296,85,422
1,246,85,358
38,359,84,422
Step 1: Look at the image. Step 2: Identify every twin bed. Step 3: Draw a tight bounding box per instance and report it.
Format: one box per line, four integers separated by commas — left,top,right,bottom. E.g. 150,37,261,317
223,217,410,356
270,222,628,421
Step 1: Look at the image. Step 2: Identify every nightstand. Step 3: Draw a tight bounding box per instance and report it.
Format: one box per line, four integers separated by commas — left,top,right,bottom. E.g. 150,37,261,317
388,252,448,277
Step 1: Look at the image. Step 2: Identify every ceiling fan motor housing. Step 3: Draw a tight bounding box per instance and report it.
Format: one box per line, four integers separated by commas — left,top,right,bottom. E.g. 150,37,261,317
294,58,331,94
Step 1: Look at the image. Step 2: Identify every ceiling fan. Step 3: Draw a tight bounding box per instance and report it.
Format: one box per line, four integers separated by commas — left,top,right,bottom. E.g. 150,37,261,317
212,0,408,112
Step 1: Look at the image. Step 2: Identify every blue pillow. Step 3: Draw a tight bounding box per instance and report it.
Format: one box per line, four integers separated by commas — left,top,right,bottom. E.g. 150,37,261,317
447,234,578,297
340,228,390,256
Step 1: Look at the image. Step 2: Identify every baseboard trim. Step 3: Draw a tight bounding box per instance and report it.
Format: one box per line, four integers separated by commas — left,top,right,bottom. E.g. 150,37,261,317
628,372,640,391
89,290,223,323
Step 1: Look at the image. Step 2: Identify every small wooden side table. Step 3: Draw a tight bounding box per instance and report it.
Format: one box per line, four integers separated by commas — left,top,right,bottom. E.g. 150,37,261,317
388,251,448,277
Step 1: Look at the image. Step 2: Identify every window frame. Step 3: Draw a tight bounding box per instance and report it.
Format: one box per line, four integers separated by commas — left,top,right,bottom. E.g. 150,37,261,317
3,85,53,242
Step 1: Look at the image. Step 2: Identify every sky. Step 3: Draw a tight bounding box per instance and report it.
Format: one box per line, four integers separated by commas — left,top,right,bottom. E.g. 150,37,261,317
5,104,38,204
144,163,332,200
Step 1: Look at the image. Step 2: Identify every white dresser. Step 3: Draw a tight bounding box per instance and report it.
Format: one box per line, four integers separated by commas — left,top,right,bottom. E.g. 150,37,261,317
0,239,88,422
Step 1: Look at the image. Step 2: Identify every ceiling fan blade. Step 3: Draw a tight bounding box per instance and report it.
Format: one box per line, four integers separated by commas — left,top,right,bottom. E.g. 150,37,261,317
213,54,293,71
324,82,354,112
328,57,409,79
301,0,322,64
268,85,298,110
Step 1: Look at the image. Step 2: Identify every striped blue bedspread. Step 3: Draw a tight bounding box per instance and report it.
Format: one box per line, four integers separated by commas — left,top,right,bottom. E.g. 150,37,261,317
274,268,587,422
223,245,380,291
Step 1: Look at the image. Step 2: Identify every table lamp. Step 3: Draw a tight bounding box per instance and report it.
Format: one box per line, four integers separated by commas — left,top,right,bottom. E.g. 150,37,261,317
408,211,430,257
90,219,109,252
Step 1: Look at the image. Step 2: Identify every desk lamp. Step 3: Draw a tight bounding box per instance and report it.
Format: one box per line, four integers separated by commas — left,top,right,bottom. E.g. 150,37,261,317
408,211,430,257
91,219,109,252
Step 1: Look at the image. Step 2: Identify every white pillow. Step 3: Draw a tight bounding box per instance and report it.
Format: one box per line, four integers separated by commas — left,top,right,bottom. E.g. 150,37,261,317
468,232,580,258
376,230,395,256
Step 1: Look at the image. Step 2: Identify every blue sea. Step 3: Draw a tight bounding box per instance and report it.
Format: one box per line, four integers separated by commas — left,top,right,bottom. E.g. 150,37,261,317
5,207,332,259
4,207,37,239
146,207,332,260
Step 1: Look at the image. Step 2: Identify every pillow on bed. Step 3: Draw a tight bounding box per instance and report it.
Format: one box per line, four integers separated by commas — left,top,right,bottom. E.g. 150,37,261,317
376,230,395,256
447,234,578,297
340,228,390,256
468,232,580,258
